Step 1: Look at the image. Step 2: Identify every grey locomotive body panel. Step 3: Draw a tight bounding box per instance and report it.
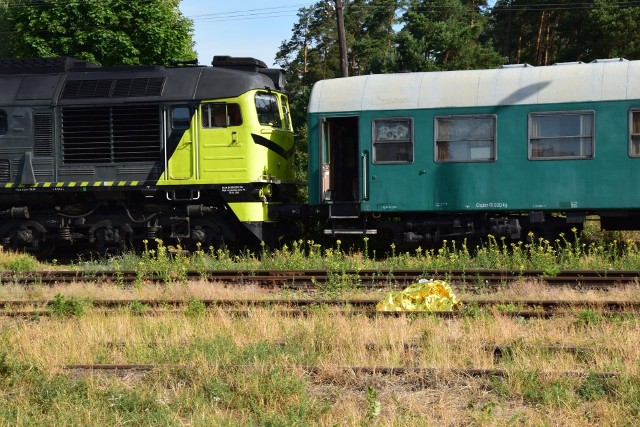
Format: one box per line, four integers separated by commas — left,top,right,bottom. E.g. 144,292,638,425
0,58,278,186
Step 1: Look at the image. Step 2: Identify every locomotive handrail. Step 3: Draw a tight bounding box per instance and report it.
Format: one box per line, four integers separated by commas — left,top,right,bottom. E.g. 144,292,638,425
194,108,200,179
162,107,169,180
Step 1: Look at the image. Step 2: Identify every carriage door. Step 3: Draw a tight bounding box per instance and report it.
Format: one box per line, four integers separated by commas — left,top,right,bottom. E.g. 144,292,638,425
320,116,359,203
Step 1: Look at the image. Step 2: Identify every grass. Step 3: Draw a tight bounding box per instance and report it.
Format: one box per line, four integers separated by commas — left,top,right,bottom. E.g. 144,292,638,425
0,301,637,425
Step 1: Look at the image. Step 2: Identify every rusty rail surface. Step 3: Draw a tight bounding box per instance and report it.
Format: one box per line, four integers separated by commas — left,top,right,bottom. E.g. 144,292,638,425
3,297,640,319
61,363,618,379
1,268,639,289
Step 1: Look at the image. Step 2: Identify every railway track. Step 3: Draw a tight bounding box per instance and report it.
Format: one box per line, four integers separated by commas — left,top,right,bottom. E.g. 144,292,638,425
3,297,640,318
60,363,618,380
2,268,640,289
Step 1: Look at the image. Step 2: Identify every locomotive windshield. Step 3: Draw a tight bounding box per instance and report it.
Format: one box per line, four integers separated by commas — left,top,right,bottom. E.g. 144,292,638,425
255,93,282,128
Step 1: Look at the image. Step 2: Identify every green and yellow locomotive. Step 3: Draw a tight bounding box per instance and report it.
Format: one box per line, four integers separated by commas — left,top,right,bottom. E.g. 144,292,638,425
0,56,295,253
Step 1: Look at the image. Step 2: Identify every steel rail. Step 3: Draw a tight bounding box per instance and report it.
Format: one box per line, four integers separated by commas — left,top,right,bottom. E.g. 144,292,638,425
60,363,618,379
3,297,640,319
1,268,640,288
2,297,640,309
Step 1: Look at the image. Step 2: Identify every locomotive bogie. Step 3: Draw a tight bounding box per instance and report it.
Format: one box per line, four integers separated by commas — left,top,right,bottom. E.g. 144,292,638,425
308,59,640,247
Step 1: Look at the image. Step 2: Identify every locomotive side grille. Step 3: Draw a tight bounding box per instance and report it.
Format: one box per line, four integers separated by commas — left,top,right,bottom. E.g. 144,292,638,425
33,112,53,156
61,105,161,164
33,158,54,177
0,159,9,181
113,105,161,162
62,80,114,98
58,167,95,175
113,78,165,97
62,107,112,163
62,77,165,99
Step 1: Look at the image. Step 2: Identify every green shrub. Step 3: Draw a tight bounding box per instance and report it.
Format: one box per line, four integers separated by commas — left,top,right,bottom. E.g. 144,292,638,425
128,300,149,314
185,299,206,318
0,252,38,273
49,294,88,317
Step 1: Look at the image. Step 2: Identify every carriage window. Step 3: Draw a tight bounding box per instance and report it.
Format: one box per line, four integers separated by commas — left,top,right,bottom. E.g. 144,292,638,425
255,93,281,127
529,111,594,159
201,103,242,128
372,118,413,163
171,106,191,129
435,115,496,162
0,110,6,135
630,110,640,157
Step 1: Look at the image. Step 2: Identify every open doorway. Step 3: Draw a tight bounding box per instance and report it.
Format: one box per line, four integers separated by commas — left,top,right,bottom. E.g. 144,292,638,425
320,116,359,203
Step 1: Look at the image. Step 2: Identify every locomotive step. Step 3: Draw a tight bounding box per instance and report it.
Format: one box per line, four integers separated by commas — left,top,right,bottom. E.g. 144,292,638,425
323,229,377,235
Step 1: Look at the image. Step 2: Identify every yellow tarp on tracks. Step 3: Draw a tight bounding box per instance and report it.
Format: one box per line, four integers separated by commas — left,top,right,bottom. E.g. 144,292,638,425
376,279,462,312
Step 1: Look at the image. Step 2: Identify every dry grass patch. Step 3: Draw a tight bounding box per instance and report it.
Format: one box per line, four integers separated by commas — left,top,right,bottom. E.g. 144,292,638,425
0,280,274,303
0,280,639,425
466,278,640,302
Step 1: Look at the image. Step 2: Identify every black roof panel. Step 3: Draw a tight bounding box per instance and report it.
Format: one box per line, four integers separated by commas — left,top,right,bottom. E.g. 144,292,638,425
0,57,281,105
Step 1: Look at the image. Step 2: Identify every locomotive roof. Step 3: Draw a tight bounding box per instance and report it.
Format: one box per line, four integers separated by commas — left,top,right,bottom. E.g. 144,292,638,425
308,59,640,113
0,57,282,105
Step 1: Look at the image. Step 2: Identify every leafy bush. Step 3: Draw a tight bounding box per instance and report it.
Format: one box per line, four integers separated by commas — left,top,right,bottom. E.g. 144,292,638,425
49,294,88,317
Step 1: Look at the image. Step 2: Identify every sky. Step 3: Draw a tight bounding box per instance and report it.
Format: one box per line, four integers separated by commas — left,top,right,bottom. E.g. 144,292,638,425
178,1,315,68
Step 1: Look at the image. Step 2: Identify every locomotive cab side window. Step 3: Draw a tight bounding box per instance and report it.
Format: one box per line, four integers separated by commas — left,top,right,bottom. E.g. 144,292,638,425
201,103,242,128
529,111,594,159
630,109,640,157
372,118,413,163
255,93,281,128
435,115,496,162
0,110,6,135
171,106,191,129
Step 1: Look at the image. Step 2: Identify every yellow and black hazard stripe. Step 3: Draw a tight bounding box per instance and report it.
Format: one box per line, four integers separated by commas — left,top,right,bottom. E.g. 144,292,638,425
3,181,142,189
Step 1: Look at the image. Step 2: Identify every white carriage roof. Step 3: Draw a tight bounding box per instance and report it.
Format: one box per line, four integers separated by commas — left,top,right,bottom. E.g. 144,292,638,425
307,59,640,113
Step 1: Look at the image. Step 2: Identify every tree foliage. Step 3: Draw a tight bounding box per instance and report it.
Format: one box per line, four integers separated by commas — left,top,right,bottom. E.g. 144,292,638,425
396,0,503,71
275,0,404,131
275,2,345,129
489,0,640,65
347,0,399,74
0,0,195,66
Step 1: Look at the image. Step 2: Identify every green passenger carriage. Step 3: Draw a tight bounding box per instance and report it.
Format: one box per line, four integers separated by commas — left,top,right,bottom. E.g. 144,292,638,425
308,59,640,246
